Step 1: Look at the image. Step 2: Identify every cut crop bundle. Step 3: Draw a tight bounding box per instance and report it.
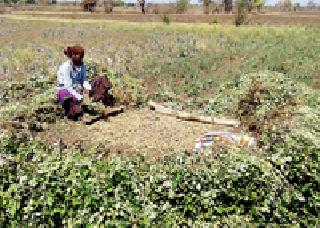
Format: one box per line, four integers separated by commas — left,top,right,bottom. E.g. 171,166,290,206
206,71,305,146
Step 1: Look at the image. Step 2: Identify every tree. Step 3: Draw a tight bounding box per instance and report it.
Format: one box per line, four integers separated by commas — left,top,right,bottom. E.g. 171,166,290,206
138,0,145,14
235,0,247,26
3,0,19,4
224,0,233,13
307,0,316,10
198,0,210,14
247,0,253,12
176,0,189,14
254,0,265,12
203,0,209,14
104,0,113,13
38,0,49,5
279,0,292,11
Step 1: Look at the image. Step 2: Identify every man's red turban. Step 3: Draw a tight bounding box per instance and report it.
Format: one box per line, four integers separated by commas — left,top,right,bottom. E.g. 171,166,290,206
71,45,84,58
63,45,84,58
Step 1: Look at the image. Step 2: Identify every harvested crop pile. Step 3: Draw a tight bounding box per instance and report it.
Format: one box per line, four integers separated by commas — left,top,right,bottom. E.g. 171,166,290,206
206,71,305,147
86,63,147,107
0,74,69,150
237,72,302,147
203,71,320,223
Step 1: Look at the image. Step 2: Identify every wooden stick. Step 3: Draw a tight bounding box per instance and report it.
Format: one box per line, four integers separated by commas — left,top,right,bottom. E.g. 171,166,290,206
147,101,239,127
100,106,124,117
176,111,213,124
213,117,240,126
148,101,177,117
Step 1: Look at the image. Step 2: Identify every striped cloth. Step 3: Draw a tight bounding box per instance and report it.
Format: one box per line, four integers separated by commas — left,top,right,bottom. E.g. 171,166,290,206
193,131,256,151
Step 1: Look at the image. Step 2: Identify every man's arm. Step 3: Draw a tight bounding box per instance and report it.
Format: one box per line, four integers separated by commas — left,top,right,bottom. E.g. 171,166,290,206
58,63,83,101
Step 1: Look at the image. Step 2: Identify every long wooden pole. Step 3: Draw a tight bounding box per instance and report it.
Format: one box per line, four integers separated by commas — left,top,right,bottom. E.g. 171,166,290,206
147,101,240,127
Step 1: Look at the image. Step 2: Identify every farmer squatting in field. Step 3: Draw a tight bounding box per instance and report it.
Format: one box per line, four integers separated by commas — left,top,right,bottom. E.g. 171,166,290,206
57,45,115,119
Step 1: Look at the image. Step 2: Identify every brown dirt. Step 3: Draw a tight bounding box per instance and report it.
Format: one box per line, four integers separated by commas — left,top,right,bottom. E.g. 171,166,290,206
2,10,320,26
34,108,235,160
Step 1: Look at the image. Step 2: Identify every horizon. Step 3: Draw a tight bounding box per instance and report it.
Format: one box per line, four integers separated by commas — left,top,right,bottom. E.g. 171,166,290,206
55,0,316,7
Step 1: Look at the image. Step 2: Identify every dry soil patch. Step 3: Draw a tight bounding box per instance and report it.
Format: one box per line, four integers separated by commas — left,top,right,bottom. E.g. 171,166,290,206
35,108,235,159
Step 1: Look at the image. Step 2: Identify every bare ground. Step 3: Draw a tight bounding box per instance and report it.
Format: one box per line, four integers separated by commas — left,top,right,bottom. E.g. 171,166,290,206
2,11,320,26
35,108,236,160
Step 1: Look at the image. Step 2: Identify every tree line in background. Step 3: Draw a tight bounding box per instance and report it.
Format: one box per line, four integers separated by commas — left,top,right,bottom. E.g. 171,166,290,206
1,0,319,13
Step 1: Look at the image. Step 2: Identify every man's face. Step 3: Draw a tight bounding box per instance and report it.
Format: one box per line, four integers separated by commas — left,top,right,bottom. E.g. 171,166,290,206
72,53,82,66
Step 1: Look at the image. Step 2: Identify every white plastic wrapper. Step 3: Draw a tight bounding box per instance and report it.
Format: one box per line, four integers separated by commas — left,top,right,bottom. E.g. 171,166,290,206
194,131,256,151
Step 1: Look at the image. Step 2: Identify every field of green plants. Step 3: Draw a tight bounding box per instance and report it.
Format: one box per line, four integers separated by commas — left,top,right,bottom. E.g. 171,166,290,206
0,16,319,226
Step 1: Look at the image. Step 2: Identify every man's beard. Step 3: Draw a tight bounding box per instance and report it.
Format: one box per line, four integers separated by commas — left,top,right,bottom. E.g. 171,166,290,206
72,58,83,66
